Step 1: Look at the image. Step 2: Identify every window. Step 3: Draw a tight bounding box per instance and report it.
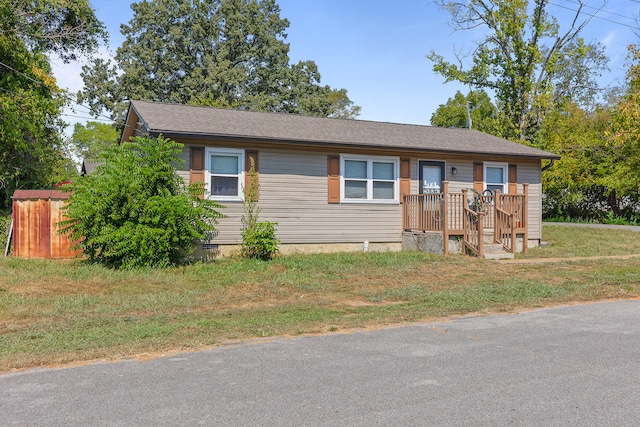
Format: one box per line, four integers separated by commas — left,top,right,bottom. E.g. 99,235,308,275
484,162,508,194
205,148,244,200
341,155,399,202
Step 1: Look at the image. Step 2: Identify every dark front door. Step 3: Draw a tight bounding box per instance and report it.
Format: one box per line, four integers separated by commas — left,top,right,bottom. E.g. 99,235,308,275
419,161,445,194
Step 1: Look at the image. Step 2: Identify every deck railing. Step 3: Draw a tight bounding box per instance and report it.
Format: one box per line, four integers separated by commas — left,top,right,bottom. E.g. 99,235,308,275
462,207,484,257
494,208,516,253
402,193,444,232
447,192,466,233
493,185,528,253
463,190,494,229
402,182,529,255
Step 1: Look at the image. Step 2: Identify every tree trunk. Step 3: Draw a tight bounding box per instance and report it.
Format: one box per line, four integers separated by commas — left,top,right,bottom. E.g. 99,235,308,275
607,190,621,217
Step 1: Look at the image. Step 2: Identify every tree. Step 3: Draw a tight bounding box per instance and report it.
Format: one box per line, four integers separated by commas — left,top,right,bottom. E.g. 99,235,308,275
0,0,106,209
534,101,616,220
60,135,224,269
605,45,640,214
427,0,608,141
0,42,65,207
0,0,106,62
79,0,359,122
67,121,120,161
430,90,499,134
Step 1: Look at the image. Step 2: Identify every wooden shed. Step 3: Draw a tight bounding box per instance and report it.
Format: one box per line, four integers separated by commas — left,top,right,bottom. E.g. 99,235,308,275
11,190,81,259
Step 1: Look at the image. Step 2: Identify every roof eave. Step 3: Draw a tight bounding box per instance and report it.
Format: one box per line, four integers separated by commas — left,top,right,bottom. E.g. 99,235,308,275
147,129,561,161
121,101,151,144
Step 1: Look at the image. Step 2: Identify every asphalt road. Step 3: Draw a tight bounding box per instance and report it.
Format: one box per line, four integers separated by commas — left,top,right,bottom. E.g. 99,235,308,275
2,300,640,426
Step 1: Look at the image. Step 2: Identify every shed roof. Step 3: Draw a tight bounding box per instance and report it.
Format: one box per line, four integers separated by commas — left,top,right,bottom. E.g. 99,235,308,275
12,190,70,200
127,100,560,160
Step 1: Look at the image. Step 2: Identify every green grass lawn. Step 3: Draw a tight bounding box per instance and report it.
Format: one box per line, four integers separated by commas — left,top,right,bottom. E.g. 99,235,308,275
1,225,639,371
521,225,640,258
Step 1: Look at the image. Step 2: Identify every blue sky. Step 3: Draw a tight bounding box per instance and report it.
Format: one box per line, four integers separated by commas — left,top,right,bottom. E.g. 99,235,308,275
51,0,640,130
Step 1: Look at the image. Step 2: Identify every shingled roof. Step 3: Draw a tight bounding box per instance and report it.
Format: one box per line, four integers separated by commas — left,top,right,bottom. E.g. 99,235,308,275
126,100,559,160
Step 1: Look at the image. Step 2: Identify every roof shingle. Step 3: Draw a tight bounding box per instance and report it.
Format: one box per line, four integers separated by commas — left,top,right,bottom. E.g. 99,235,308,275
129,100,560,160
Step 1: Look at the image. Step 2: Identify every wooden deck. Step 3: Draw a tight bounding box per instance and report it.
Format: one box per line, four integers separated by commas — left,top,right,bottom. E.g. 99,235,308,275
402,182,529,256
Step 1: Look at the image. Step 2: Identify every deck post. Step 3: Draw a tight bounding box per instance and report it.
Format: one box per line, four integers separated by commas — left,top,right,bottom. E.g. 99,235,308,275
511,212,517,253
442,181,449,256
523,183,529,253
418,195,424,231
402,195,407,230
478,211,485,258
493,189,501,244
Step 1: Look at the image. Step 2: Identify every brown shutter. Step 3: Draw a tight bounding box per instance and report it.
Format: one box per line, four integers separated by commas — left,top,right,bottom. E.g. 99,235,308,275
473,162,484,193
327,155,340,204
190,147,205,199
400,158,411,204
508,164,517,194
245,150,259,202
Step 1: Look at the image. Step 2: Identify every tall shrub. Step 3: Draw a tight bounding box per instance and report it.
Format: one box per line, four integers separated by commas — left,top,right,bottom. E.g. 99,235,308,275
60,135,223,268
241,157,279,260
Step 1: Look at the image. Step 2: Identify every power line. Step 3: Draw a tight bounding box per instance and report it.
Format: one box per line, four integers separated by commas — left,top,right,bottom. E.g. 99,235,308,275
0,59,57,88
564,0,639,24
549,1,640,30
60,113,114,122
0,59,131,129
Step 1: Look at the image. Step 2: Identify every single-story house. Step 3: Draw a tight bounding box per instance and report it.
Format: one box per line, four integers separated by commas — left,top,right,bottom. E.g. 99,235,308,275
122,100,560,258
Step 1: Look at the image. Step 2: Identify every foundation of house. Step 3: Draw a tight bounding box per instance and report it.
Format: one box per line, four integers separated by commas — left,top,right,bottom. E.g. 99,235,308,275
401,232,462,255
190,235,539,261
191,241,403,260
401,231,538,255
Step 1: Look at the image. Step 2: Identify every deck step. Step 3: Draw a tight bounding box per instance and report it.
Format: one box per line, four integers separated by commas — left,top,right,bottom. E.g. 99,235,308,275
482,243,515,260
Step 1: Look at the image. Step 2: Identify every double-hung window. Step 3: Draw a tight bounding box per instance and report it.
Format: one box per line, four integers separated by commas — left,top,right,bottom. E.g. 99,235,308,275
341,155,399,203
484,162,508,194
205,148,244,201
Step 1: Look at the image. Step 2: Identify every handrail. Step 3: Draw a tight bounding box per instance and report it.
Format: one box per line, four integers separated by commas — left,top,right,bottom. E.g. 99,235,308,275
462,206,484,257
494,207,516,253
493,191,528,254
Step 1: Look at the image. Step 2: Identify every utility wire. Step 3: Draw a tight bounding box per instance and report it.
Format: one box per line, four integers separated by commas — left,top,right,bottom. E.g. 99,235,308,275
61,114,114,122
0,59,131,130
564,0,639,23
0,59,57,88
549,1,640,30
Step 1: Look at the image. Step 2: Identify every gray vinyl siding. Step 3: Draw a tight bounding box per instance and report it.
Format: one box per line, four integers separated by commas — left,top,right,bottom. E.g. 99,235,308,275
175,145,191,184
517,162,543,240
437,160,472,193
173,144,543,245
213,149,402,245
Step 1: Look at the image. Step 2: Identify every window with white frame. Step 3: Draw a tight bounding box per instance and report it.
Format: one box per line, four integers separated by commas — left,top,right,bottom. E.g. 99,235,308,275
341,155,398,202
205,148,244,200
484,162,508,194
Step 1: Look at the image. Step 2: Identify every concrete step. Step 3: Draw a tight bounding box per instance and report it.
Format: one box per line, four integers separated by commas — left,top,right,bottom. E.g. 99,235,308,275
482,243,515,260
483,252,515,260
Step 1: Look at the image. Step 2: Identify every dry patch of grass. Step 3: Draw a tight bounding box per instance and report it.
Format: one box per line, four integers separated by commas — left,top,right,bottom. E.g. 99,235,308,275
1,226,640,371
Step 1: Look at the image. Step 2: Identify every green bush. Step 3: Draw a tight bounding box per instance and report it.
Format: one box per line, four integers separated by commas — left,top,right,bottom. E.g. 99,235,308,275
59,135,224,269
0,211,10,253
241,220,279,261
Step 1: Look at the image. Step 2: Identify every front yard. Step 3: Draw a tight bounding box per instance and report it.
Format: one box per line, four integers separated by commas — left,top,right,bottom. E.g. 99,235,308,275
1,225,639,372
